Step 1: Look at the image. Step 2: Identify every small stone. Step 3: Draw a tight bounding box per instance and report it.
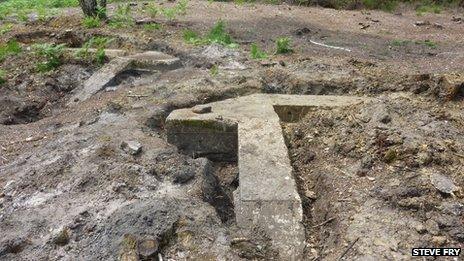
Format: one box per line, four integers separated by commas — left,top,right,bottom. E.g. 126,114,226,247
52,227,70,246
121,140,142,156
425,219,440,235
415,21,431,26
192,105,212,114
431,236,447,246
304,190,317,200
413,223,427,234
416,152,432,166
138,238,159,259
430,173,459,194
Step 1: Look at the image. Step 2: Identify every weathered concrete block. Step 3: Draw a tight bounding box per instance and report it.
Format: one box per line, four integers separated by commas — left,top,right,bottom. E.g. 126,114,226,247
165,94,370,260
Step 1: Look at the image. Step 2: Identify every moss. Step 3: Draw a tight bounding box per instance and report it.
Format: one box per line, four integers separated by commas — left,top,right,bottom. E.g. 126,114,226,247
169,119,237,132
383,148,397,163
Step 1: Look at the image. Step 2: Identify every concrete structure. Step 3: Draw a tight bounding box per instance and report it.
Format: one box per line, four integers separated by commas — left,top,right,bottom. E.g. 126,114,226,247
68,51,180,104
166,94,369,260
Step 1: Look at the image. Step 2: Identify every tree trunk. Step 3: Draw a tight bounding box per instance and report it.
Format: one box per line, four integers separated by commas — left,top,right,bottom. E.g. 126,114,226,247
79,0,107,17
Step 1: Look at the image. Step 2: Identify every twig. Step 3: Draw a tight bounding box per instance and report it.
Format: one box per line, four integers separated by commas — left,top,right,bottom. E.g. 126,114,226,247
231,237,250,244
338,237,359,260
158,253,163,261
309,40,352,52
127,94,149,98
312,217,335,228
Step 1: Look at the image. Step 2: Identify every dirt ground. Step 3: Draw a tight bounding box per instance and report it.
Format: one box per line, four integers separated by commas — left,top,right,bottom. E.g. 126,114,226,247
0,0,463,260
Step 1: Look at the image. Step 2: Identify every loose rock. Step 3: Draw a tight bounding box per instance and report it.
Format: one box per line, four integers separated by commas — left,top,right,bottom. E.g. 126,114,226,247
192,105,212,114
121,140,143,156
430,173,459,194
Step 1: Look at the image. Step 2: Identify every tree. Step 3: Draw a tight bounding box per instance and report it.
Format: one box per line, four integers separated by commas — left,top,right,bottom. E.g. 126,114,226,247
78,0,107,18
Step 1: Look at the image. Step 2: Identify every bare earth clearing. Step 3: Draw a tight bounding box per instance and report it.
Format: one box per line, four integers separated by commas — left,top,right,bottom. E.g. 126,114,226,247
0,1,463,260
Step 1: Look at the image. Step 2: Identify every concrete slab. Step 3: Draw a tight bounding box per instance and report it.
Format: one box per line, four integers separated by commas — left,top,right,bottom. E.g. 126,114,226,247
165,94,369,260
68,51,180,105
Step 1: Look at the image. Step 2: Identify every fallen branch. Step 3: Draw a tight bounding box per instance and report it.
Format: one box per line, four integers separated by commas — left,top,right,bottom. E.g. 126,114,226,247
312,217,335,228
338,237,359,260
309,40,352,52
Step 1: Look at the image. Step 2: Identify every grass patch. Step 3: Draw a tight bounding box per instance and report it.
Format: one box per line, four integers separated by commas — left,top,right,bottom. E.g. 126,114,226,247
250,43,267,59
75,36,113,65
109,4,135,28
416,39,437,48
362,0,397,12
82,16,102,28
144,0,188,21
0,24,13,35
275,37,293,54
416,2,442,15
0,69,6,85
0,0,78,21
210,64,219,76
391,39,411,46
33,43,65,72
0,40,22,62
391,39,437,49
183,21,237,48
143,23,162,31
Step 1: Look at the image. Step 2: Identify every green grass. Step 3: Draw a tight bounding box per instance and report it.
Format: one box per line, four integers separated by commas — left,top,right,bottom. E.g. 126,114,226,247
0,0,78,21
0,24,13,35
275,37,293,54
0,69,6,85
210,64,219,76
250,43,268,59
391,39,411,46
75,36,113,65
362,0,397,12
109,4,135,28
33,43,66,72
143,23,162,31
416,39,437,48
0,40,22,62
391,39,437,49
82,16,101,28
183,21,237,48
416,2,443,15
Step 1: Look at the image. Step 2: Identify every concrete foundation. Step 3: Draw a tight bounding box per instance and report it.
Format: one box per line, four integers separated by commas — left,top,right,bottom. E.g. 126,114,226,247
165,94,369,259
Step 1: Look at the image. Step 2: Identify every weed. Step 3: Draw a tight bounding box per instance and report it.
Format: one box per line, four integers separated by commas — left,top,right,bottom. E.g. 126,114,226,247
206,21,237,47
176,0,189,15
0,24,13,35
146,3,159,18
210,64,219,76
390,39,410,46
109,4,134,28
161,7,178,21
0,0,78,21
362,0,397,12
250,43,267,59
75,36,113,65
0,40,22,62
82,16,101,28
0,69,6,85
416,39,437,48
143,23,161,31
416,3,442,15
33,43,66,72
183,29,202,44
391,39,437,49
275,37,292,54
182,21,237,48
